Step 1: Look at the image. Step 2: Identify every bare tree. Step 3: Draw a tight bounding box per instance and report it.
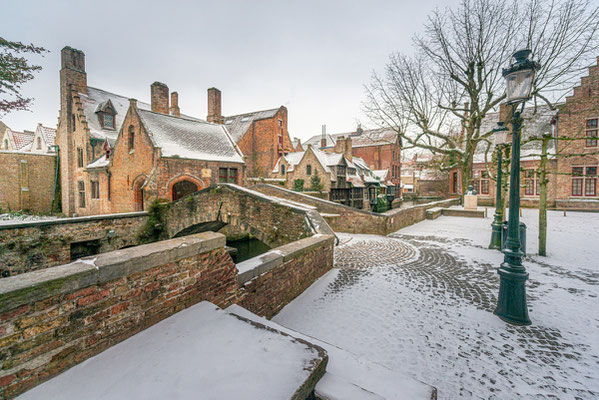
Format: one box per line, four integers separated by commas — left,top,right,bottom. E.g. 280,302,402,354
0,38,47,116
364,0,599,196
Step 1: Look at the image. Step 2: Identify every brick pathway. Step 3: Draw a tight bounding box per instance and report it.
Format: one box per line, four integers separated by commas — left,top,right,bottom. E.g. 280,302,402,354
275,233,599,399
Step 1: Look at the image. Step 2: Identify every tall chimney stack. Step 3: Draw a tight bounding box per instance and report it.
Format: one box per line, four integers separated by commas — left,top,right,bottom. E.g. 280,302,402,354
207,87,223,124
345,136,353,162
151,82,169,114
321,124,327,148
170,92,180,116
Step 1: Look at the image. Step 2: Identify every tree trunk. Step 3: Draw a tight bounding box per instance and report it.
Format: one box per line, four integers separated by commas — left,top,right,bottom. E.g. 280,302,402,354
538,136,549,256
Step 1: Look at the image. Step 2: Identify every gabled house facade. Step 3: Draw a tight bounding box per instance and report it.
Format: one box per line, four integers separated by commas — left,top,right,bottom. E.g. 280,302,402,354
273,137,382,209
206,88,293,178
1,127,34,152
57,46,244,216
303,126,402,195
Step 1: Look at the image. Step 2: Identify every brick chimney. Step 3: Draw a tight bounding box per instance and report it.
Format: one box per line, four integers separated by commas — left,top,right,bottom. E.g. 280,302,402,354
320,124,327,148
499,102,510,123
207,87,223,123
345,136,353,162
151,82,169,114
169,92,180,117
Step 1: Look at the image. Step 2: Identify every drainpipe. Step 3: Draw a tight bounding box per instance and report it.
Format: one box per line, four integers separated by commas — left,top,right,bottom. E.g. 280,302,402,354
51,144,60,213
252,121,256,177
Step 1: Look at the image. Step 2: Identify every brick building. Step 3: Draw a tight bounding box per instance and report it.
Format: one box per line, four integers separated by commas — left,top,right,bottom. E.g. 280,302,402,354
273,136,382,209
57,46,244,216
449,56,599,211
1,126,34,151
206,88,293,178
303,125,401,197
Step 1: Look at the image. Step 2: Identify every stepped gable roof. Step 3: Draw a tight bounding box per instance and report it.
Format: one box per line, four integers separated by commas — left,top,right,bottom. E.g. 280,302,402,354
474,104,557,163
136,109,244,163
223,108,280,143
79,87,152,145
303,127,398,149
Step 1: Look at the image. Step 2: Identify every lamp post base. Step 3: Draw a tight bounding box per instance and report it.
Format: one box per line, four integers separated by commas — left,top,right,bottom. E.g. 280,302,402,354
489,218,503,249
494,264,531,325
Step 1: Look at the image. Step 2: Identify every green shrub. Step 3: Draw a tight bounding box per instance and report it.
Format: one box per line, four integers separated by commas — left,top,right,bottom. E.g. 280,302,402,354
137,199,169,244
309,175,323,191
294,179,305,192
375,194,388,213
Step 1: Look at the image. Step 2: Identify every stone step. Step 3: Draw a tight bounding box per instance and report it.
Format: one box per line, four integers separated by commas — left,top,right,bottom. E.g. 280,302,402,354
17,302,327,400
425,207,443,220
226,304,437,400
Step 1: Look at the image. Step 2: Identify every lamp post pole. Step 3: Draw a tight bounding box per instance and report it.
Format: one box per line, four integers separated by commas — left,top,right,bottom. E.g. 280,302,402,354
489,144,504,250
494,108,531,325
494,49,539,326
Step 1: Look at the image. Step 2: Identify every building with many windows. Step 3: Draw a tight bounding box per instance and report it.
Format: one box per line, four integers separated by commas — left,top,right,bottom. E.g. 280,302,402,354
449,57,599,210
57,46,244,216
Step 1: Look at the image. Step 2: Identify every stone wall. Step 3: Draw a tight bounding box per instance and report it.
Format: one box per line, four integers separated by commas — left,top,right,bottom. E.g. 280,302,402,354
0,230,335,398
0,232,241,399
0,151,57,214
252,184,459,235
0,212,148,278
237,234,335,319
165,184,334,248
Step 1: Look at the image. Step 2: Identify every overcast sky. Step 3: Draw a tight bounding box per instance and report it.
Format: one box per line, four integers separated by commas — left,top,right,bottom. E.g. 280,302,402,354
2,0,460,141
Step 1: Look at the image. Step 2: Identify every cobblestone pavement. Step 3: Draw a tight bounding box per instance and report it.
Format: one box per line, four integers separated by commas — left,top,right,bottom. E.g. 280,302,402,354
274,233,599,399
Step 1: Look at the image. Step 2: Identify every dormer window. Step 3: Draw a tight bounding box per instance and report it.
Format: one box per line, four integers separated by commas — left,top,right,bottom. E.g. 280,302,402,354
95,99,117,130
103,113,115,129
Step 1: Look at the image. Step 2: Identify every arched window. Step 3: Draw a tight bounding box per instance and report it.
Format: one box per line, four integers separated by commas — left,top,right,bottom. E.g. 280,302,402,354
281,164,286,175
128,125,135,151
172,180,198,201
307,164,312,175
3,139,8,149
36,137,42,149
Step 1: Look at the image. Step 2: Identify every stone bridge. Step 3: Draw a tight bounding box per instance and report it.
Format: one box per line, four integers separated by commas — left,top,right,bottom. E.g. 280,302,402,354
165,184,334,248
0,184,335,277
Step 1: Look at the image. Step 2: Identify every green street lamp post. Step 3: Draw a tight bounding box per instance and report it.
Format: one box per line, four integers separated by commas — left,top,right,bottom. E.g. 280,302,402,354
489,123,508,250
494,49,539,326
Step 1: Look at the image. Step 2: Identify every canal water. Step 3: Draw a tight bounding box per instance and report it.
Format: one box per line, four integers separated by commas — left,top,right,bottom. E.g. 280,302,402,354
227,238,271,263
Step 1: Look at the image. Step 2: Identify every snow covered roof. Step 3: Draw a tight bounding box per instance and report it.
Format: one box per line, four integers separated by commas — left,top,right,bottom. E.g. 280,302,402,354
79,87,152,145
347,175,365,188
373,169,388,181
223,108,280,143
137,109,244,163
303,127,399,149
39,125,56,147
10,129,35,150
474,104,557,163
86,154,109,169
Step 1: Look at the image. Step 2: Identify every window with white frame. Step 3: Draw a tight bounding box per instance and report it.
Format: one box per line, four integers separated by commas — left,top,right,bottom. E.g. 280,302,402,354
572,166,597,197
472,170,490,194
524,169,539,196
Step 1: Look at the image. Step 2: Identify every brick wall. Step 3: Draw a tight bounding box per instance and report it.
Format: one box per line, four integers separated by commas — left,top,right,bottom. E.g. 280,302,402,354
0,232,241,399
0,213,148,278
252,184,459,234
276,146,333,192
237,107,293,177
238,235,335,319
0,230,336,398
0,152,57,214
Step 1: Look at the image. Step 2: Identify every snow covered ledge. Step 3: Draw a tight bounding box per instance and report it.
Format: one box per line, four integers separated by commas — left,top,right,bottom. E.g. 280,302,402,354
0,232,242,398
237,234,335,319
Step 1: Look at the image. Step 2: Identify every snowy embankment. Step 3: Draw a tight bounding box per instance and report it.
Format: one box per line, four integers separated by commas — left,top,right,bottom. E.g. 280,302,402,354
0,213,59,225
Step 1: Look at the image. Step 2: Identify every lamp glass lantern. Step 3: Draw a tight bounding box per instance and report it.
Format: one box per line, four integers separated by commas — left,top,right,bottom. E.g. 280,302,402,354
494,122,509,146
503,49,539,104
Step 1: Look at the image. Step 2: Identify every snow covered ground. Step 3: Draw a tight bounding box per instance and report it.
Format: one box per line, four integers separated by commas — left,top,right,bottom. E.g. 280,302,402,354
273,209,599,399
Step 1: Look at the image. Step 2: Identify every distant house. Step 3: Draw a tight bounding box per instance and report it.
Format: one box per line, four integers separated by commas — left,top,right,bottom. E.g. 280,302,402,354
273,136,382,209
57,46,245,216
402,152,449,197
303,125,401,198
206,88,293,178
1,127,34,151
